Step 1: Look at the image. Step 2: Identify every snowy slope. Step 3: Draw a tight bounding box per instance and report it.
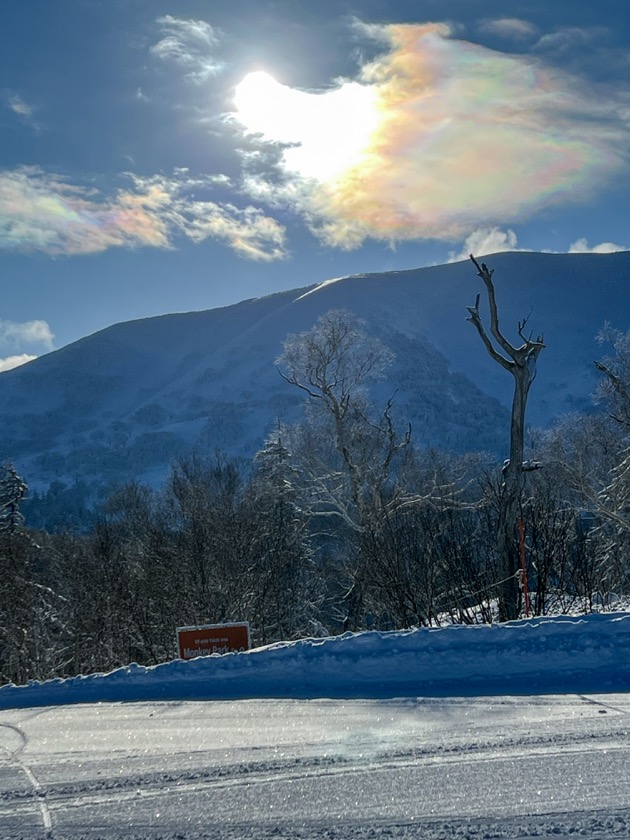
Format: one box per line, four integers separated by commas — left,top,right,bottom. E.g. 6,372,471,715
1,250,629,491
2,612,629,710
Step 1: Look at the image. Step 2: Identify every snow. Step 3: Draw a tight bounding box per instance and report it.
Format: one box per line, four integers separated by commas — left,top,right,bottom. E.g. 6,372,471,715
3,614,630,838
293,275,360,300
5,250,630,493
2,612,630,710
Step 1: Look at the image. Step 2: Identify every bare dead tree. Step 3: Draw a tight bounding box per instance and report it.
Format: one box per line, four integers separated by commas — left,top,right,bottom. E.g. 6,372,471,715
466,255,545,620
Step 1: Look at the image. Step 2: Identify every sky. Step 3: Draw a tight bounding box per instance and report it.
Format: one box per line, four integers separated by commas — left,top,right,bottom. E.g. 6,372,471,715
1,0,630,370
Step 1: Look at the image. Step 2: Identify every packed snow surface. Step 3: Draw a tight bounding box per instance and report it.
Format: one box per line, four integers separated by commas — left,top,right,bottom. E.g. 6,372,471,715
2,612,629,709
2,614,630,838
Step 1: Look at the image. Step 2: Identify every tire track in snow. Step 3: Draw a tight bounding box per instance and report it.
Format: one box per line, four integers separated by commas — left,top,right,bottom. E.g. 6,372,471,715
0,720,53,836
29,731,630,813
579,694,630,716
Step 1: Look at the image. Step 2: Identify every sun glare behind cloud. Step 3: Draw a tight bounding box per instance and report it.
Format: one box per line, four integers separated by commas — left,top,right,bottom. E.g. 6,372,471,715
234,71,380,182
232,25,627,250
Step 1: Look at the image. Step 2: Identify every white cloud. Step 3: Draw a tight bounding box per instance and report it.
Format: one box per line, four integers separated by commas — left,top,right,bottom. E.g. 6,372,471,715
448,227,519,263
0,354,37,373
151,15,223,82
477,18,539,41
568,237,628,254
447,230,629,262
533,26,609,56
0,319,54,350
7,93,33,117
2,90,39,130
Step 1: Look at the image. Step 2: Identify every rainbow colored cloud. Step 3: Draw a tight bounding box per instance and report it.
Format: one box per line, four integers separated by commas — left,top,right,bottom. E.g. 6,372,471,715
0,167,287,260
237,23,626,248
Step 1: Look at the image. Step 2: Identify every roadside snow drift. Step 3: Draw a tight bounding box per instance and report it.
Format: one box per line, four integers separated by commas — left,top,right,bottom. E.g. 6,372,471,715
2,613,629,710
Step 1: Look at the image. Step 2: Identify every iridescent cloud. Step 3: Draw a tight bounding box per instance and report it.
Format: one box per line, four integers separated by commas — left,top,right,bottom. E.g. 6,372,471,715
0,167,287,260
236,23,627,248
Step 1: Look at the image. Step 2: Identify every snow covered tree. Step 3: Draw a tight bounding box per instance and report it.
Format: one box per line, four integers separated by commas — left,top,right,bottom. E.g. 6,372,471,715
0,464,32,682
277,310,413,629
0,463,27,533
0,465,68,684
583,329,630,594
595,323,630,428
277,310,411,530
246,432,322,642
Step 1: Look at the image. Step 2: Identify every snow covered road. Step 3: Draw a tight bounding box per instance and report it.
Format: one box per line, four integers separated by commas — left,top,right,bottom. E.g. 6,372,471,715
2,694,630,839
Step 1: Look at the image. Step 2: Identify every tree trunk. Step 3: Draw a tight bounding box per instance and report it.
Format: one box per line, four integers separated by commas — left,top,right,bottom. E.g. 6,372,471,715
496,373,530,620
467,256,544,621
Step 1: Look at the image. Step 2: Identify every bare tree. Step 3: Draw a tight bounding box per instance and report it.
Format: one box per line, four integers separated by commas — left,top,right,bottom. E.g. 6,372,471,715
551,329,630,596
466,256,544,620
594,324,630,428
277,310,411,532
277,310,412,628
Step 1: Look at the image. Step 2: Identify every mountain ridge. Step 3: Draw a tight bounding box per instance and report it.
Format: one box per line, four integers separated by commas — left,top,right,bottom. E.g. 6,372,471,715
2,250,628,493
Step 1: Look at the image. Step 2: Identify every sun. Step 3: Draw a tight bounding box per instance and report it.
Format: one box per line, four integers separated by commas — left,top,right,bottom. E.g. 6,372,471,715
233,71,286,137
234,70,381,182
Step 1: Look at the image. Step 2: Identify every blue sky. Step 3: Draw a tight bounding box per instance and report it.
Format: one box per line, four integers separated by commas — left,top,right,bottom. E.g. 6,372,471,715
1,0,629,369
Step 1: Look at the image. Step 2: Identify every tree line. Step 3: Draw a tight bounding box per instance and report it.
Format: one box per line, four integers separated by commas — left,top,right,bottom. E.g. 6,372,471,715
2,287,630,686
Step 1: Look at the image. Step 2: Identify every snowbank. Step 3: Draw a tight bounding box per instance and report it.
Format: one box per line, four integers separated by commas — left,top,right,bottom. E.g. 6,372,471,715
2,613,630,710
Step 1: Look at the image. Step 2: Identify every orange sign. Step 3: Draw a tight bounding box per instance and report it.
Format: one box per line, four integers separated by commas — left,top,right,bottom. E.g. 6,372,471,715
176,622,250,660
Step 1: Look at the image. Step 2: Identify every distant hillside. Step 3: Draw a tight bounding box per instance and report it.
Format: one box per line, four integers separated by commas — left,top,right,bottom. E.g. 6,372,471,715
2,250,628,495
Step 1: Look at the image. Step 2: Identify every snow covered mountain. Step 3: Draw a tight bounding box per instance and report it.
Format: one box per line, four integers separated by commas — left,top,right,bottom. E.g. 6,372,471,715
1,250,628,492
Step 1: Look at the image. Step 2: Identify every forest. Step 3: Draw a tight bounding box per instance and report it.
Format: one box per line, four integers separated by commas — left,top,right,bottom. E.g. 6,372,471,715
2,305,630,687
